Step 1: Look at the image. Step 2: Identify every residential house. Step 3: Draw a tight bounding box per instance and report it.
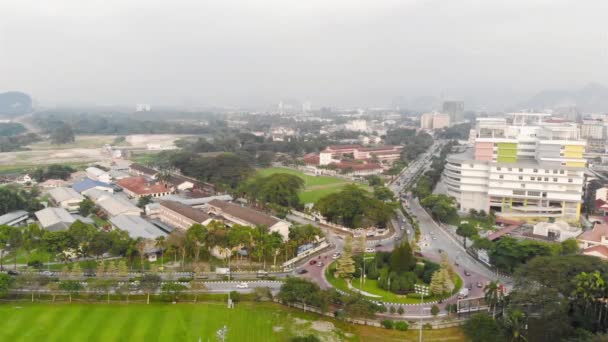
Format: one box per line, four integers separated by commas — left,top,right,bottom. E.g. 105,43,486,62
578,223,608,249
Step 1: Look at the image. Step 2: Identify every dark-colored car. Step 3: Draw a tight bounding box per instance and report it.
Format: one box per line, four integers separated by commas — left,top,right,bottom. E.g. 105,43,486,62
309,260,317,265
7,270,19,276
297,269,308,275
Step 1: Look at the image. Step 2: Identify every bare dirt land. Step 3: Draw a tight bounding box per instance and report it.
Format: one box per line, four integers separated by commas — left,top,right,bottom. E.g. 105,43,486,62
0,134,190,169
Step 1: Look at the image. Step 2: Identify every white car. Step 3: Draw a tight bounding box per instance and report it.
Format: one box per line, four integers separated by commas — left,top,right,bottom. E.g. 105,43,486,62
332,253,341,259
365,247,375,253
236,282,249,289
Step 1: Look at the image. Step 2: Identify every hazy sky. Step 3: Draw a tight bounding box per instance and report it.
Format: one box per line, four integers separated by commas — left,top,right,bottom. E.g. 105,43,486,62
1,0,607,109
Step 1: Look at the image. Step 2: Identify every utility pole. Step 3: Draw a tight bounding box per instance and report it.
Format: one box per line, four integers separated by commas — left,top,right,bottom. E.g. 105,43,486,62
415,284,429,342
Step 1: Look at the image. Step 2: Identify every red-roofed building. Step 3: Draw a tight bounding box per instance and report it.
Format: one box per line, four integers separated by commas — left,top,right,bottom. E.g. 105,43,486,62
578,223,608,250
303,153,320,166
582,245,608,260
117,176,174,199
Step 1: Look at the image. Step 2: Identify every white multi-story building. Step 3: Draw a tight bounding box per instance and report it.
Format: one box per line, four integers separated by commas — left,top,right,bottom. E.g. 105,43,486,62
420,112,450,130
445,113,586,221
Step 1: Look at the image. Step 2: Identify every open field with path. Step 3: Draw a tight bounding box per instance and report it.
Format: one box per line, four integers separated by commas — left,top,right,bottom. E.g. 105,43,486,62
0,302,465,342
257,167,368,204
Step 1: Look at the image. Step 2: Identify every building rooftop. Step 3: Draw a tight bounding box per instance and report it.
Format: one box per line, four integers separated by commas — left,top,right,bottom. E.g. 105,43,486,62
49,187,84,203
207,199,279,227
153,194,233,207
0,210,28,226
117,176,171,196
35,207,75,230
579,223,608,243
110,214,167,239
129,163,158,176
84,189,141,217
73,178,113,193
160,200,210,222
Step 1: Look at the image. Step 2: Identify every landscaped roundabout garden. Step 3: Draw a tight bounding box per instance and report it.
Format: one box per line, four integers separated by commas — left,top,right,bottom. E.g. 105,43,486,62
326,241,462,305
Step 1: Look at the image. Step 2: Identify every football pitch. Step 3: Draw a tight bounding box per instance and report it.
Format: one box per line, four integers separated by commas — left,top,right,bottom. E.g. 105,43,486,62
0,302,466,342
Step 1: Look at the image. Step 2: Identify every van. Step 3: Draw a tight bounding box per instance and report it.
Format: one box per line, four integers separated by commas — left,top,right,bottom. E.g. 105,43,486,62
458,287,469,299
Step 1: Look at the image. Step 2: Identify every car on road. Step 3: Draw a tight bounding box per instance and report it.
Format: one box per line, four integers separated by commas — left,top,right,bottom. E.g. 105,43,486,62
316,262,324,267
7,270,19,276
477,282,483,288
467,283,473,290
464,270,471,276
309,260,317,265
40,270,55,277
332,253,341,259
375,244,382,248
236,282,249,289
365,247,375,253
297,269,308,274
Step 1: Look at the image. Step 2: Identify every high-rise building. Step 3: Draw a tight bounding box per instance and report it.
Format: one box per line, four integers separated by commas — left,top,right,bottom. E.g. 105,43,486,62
420,112,450,129
442,101,464,123
444,113,586,221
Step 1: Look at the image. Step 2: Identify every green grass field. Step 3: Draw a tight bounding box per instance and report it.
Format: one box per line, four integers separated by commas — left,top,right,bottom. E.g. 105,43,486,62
257,167,368,204
0,302,466,342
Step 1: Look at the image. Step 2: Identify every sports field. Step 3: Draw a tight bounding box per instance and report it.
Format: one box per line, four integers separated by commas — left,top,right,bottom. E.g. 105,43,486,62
257,167,367,204
0,302,465,342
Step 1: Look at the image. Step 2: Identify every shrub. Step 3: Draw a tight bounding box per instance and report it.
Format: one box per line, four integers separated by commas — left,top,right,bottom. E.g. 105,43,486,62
389,306,396,314
177,277,193,282
27,260,44,269
397,306,404,315
408,293,423,299
431,305,440,316
381,320,395,329
291,335,320,342
423,323,433,330
395,321,409,331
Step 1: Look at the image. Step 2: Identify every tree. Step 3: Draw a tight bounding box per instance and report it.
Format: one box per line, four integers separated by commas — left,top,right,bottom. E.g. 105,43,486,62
503,310,527,342
278,278,325,311
78,198,95,216
16,273,45,302
335,236,356,283
50,122,75,144
431,304,440,316
456,223,477,249
560,238,579,255
463,313,504,342
484,281,503,318
373,186,394,201
0,273,15,298
137,195,153,208
429,269,453,296
161,281,187,302
59,280,83,303
185,224,208,262
90,278,114,304
366,175,383,187
155,236,166,268
420,194,457,223
389,241,415,274
140,274,162,304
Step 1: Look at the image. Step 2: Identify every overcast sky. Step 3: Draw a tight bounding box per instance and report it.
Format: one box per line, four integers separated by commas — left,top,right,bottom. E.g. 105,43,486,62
1,0,607,109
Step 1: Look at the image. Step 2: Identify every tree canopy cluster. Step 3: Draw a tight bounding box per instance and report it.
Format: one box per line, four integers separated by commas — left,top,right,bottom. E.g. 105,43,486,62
32,164,75,182
384,129,433,163
0,186,43,215
238,173,305,210
314,185,395,228
50,123,75,144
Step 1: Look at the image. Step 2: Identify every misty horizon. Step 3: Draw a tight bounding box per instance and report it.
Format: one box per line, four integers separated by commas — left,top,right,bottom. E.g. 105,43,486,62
1,0,607,110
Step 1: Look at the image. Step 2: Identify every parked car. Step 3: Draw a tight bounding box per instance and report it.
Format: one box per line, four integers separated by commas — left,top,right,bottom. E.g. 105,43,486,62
236,282,249,289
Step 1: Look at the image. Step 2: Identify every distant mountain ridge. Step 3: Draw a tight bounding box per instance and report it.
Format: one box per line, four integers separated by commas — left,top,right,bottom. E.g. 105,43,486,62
518,83,608,113
0,91,32,116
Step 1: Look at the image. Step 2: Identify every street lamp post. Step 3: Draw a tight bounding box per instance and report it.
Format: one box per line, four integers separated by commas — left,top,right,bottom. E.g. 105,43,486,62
360,256,374,288
414,284,429,342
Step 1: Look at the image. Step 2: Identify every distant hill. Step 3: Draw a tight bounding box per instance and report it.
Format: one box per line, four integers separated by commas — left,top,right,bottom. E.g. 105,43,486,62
0,91,32,116
518,83,608,113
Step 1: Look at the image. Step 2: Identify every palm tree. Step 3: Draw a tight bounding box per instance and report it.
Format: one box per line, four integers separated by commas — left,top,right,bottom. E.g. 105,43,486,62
503,310,527,342
155,236,166,269
484,281,503,318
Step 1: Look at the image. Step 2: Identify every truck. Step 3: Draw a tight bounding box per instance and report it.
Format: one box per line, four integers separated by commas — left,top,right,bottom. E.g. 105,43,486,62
458,287,469,299
215,267,231,276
